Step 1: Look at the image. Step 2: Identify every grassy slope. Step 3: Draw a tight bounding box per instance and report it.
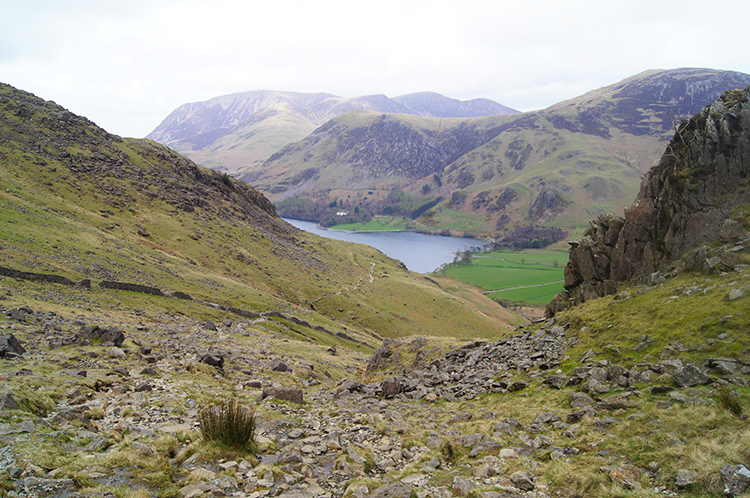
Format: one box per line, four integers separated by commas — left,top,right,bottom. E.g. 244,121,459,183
0,83,524,345
437,247,568,306
257,106,661,236
182,102,319,174
426,121,656,233
361,262,750,497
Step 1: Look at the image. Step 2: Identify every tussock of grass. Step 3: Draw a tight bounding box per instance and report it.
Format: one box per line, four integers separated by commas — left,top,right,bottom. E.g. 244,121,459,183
199,398,257,452
717,386,743,418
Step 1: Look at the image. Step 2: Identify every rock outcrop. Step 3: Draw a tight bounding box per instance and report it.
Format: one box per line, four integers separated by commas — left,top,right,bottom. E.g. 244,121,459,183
548,87,750,316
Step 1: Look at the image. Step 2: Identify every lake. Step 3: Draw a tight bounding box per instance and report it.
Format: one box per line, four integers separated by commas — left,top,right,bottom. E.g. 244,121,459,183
283,218,487,274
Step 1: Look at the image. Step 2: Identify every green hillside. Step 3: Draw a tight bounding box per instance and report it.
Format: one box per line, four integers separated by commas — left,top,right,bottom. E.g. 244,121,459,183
1,81,750,498
0,82,525,345
258,69,750,239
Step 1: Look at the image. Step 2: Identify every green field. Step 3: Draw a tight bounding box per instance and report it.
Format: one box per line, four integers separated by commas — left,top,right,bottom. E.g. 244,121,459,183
330,216,415,231
437,247,568,307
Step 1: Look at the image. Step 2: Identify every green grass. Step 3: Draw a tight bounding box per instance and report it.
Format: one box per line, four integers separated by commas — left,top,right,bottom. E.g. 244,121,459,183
487,281,565,306
559,266,750,369
436,248,568,306
329,216,414,232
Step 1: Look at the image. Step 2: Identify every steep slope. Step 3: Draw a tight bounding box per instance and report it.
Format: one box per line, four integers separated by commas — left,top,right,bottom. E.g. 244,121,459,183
0,82,524,343
548,86,750,316
147,90,518,176
262,68,750,236
242,111,514,193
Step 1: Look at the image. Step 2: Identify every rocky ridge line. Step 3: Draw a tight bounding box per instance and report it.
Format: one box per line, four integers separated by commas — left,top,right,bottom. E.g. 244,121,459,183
548,87,750,316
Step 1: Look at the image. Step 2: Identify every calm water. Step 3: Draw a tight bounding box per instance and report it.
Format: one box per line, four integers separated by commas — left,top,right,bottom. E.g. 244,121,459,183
284,218,487,274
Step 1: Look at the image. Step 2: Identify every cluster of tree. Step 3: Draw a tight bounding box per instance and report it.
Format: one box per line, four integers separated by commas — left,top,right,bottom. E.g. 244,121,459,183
319,206,371,227
493,225,567,249
276,189,444,227
412,197,443,220
452,249,474,266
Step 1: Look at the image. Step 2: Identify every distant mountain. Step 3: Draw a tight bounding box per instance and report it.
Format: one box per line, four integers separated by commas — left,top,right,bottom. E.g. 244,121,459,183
393,92,518,117
254,68,750,236
146,90,519,174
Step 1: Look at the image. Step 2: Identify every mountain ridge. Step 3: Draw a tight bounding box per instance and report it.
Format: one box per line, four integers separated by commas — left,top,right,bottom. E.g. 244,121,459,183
253,68,750,235
146,90,519,174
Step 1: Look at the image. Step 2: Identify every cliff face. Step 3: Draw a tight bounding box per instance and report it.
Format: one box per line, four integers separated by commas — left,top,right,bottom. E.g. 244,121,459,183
548,88,750,316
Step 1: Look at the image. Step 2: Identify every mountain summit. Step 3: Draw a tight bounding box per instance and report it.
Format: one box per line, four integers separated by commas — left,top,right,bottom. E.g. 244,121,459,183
146,90,518,175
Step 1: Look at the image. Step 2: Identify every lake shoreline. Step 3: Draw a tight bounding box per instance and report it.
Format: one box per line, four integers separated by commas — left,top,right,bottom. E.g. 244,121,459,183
283,218,488,274
296,219,489,239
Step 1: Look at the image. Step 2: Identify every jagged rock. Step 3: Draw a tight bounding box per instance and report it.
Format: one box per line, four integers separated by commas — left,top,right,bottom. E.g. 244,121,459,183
721,464,750,497
0,334,26,358
567,408,595,424
334,379,365,398
277,448,304,464
729,286,748,300
569,392,594,408
379,378,403,398
85,436,111,452
452,476,475,496
180,481,216,498
0,392,20,410
674,469,698,488
450,412,473,423
596,393,639,411
269,359,293,373
548,88,750,316
685,245,711,271
708,358,739,375
529,186,571,222
493,421,516,436
581,378,611,395
134,382,153,392
9,306,34,322
200,353,224,368
673,364,712,387
609,464,642,490
533,412,561,425
77,325,126,347
366,339,399,374
546,374,568,389
14,477,77,497
260,386,303,404
509,470,535,491
370,482,413,498
453,433,484,448
593,417,619,429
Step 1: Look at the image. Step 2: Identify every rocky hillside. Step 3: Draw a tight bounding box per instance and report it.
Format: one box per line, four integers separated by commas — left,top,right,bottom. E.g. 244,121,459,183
257,69,750,236
548,86,750,316
1,228,748,497
146,91,518,176
1,82,750,498
0,81,523,344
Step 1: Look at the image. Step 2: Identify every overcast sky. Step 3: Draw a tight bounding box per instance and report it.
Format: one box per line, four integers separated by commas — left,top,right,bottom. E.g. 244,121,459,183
2,0,749,138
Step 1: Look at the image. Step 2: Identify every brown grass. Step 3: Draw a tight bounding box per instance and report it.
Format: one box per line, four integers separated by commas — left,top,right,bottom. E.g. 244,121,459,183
199,398,258,452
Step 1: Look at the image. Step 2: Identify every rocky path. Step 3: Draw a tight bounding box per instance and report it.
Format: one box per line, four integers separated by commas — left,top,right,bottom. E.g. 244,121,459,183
1,281,750,497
